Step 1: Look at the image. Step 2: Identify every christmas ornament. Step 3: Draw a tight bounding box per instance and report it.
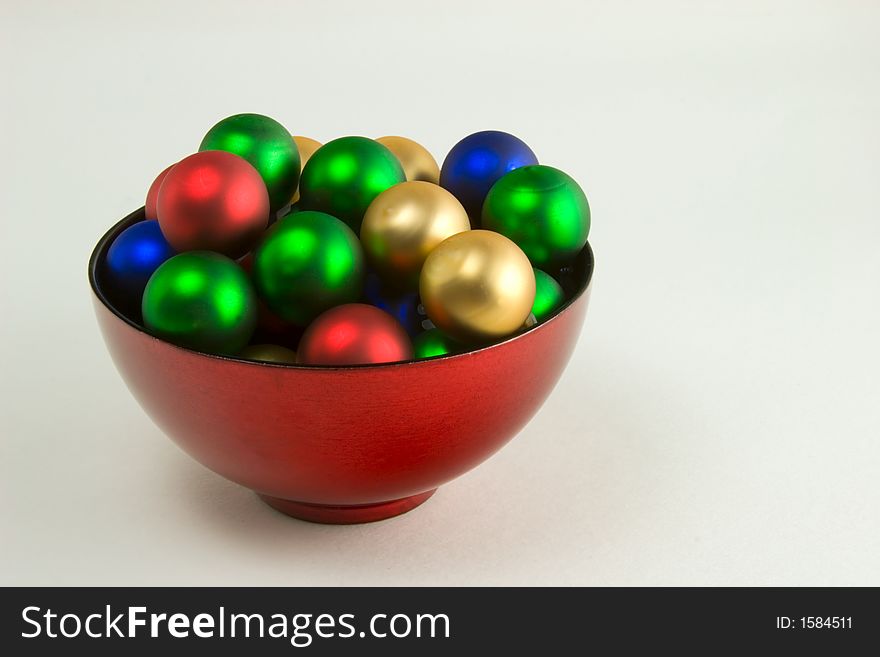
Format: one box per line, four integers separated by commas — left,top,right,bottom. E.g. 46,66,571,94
481,165,590,268
361,181,470,291
145,164,175,220
142,251,257,355
439,130,537,222
298,136,405,232
290,136,322,203
253,211,364,325
199,113,300,213
412,328,464,360
363,270,424,336
294,135,321,165
297,303,413,366
531,268,565,322
240,343,298,364
156,151,269,259
376,136,440,184
420,230,535,343
106,220,175,298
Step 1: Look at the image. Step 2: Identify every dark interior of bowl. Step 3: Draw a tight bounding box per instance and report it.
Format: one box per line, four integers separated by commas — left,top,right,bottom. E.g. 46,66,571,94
89,208,594,365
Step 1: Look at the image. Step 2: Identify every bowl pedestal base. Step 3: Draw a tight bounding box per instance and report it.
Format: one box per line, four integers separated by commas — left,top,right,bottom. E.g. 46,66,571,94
258,489,437,524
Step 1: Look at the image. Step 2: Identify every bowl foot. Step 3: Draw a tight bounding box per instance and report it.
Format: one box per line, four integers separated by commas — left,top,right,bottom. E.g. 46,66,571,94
258,489,437,524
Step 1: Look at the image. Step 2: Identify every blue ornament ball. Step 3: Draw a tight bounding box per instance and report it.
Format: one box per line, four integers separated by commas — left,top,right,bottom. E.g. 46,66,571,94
106,220,176,298
363,270,427,337
439,130,538,222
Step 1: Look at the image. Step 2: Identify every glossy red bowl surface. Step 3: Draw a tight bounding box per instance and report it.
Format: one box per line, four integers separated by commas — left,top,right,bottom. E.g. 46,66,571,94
89,209,594,523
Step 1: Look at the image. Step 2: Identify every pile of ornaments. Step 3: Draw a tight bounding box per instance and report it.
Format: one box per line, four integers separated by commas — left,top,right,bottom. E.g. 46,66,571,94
105,113,590,366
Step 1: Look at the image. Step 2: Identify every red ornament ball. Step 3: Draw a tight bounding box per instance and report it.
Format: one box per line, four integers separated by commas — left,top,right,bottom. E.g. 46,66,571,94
298,304,413,366
156,151,269,259
144,163,175,220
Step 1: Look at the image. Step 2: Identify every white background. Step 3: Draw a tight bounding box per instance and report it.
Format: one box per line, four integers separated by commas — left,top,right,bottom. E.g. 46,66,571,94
2,1,878,586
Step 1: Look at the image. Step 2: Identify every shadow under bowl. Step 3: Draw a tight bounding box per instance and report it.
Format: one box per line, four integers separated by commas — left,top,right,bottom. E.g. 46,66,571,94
89,208,594,524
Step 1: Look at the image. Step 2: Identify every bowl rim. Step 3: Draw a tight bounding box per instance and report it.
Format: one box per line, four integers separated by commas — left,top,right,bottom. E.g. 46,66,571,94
89,207,594,371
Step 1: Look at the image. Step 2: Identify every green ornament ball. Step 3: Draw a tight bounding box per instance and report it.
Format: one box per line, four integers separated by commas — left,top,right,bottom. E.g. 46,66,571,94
412,328,464,360
298,136,405,232
253,210,365,325
531,268,566,322
481,165,590,268
199,113,300,213
142,251,257,355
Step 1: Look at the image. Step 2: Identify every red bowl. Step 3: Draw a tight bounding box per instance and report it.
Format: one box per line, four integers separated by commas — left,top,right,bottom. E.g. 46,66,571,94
89,208,594,523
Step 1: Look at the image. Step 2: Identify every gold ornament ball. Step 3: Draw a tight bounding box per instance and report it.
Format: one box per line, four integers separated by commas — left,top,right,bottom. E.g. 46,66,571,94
361,181,471,290
419,230,536,343
376,136,440,184
291,136,322,203
239,343,298,364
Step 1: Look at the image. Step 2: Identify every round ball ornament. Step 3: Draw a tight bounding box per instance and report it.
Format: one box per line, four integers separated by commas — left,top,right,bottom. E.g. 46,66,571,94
156,151,269,259
142,252,257,355
297,304,413,366
298,136,405,232
145,163,175,220
294,135,322,165
290,136,322,203
531,268,566,322
376,136,440,184
252,211,364,326
439,130,537,221
106,219,175,297
481,165,590,268
240,344,298,364
364,271,424,337
361,181,470,291
412,328,464,360
199,113,300,213
420,230,536,343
